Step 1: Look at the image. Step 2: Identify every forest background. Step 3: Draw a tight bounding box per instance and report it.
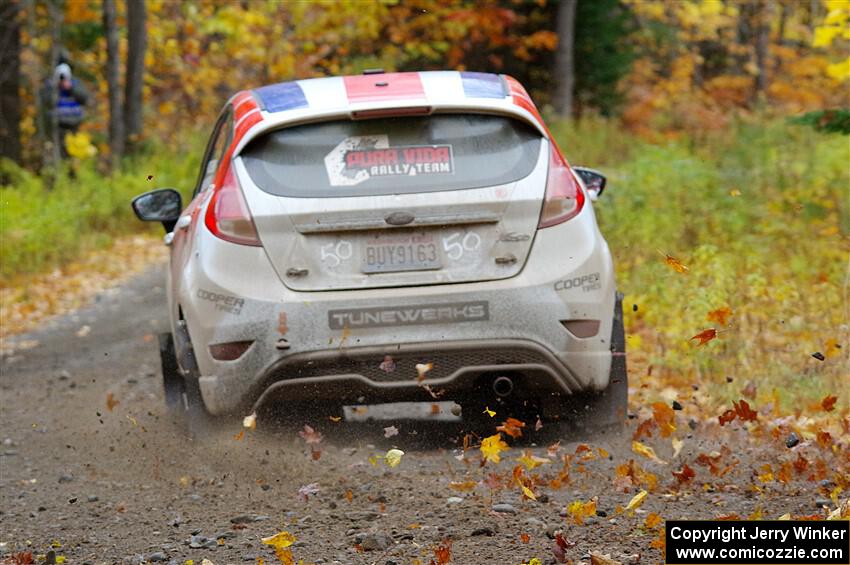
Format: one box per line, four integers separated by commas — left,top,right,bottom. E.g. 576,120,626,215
0,0,848,413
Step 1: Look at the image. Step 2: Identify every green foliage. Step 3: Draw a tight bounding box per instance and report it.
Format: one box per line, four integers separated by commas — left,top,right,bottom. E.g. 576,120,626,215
791,109,850,135
0,137,203,283
553,118,848,409
574,0,635,116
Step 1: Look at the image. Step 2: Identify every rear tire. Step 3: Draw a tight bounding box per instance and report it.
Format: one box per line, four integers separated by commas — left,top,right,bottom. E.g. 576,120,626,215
159,331,213,435
551,292,628,435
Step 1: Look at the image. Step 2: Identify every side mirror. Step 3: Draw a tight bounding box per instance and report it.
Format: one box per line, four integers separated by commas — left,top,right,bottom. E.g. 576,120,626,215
573,167,607,200
131,189,182,232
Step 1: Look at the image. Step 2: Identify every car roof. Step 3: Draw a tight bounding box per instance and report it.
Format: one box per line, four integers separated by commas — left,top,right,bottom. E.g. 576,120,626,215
227,71,550,154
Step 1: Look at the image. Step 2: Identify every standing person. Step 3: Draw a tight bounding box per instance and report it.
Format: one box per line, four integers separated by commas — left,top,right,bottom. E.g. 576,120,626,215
43,62,89,158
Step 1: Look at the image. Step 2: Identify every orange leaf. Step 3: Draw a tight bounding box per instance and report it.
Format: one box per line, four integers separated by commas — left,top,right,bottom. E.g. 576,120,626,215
449,480,477,492
672,463,695,484
106,392,119,412
432,539,452,565
663,253,689,273
644,512,663,529
734,399,758,422
651,402,676,438
496,417,526,439
520,533,530,543
690,328,717,346
234,430,244,441
707,306,732,326
821,395,837,412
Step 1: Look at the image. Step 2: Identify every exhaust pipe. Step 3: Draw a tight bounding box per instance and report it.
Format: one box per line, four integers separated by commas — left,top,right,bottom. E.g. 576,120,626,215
492,376,514,397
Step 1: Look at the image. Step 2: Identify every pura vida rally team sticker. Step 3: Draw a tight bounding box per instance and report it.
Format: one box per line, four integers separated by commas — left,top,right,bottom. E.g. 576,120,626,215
324,135,454,187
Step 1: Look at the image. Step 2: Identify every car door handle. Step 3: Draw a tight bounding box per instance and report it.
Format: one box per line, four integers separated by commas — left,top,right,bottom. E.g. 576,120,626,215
176,215,192,230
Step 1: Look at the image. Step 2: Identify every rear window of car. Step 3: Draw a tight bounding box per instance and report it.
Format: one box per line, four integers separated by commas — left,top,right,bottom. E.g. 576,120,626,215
240,113,543,198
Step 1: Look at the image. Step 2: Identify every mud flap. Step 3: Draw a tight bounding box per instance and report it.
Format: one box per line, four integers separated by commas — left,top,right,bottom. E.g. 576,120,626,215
158,332,185,410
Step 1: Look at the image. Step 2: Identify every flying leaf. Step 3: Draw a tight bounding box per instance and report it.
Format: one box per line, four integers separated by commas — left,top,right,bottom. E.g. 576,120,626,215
625,489,648,512
243,412,257,430
690,328,717,346
521,484,537,500
662,253,689,273
707,306,732,326
821,395,837,412
234,430,244,441
298,425,323,444
106,392,119,412
651,402,676,437
385,448,404,468
517,450,551,470
449,480,477,492
432,539,452,565
261,530,296,563
671,437,684,458
415,362,433,382
632,441,667,464
480,433,509,464
497,417,526,439
672,464,695,484
383,425,399,438
567,499,597,525
483,406,496,418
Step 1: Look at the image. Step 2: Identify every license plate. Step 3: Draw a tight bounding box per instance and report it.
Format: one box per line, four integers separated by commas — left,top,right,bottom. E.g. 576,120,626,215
363,234,441,273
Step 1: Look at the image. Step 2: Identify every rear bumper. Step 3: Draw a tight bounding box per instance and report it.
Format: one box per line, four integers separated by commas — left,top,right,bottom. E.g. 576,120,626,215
180,201,617,415
241,338,579,412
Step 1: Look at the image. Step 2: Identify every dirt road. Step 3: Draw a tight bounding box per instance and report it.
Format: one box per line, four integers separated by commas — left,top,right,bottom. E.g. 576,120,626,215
1,265,845,565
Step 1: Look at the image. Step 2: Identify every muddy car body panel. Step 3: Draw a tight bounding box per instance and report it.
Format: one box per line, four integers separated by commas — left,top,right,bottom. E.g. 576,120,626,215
134,70,623,421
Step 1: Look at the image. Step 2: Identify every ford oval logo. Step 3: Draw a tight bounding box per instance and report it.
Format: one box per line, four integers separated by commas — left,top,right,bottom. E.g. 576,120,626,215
385,211,415,226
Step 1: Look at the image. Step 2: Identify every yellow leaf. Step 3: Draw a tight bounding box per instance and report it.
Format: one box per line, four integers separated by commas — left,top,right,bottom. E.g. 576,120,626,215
777,513,791,520
521,484,537,500
567,499,597,525
385,448,404,468
480,433,509,464
261,530,296,550
632,441,667,464
516,450,551,470
483,406,496,417
672,438,684,458
626,489,648,512
449,480,477,492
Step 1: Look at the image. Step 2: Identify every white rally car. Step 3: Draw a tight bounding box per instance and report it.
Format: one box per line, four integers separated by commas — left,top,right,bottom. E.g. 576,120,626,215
132,70,627,430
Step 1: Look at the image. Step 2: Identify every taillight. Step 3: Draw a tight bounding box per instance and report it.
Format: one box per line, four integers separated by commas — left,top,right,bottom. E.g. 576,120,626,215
204,165,262,246
538,142,585,228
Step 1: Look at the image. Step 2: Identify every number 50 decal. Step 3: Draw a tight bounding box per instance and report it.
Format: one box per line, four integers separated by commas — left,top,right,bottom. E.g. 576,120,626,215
442,231,482,260
321,240,353,267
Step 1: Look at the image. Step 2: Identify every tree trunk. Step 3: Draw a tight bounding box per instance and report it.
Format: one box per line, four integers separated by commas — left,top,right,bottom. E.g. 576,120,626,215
753,1,772,102
553,0,577,118
123,0,146,150
103,0,124,171
0,0,22,165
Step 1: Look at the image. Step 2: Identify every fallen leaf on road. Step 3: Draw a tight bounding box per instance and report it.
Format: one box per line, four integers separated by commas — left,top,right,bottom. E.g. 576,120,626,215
590,552,622,565
432,539,452,565
261,530,296,563
234,430,244,441
449,480,477,492
297,482,320,501
671,437,684,458
521,484,537,500
645,512,663,528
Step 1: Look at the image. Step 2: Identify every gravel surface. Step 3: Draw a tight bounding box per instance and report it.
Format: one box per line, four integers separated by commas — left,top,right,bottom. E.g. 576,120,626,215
1,265,845,564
